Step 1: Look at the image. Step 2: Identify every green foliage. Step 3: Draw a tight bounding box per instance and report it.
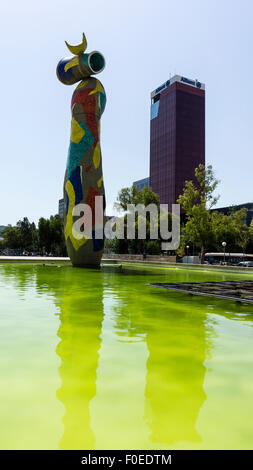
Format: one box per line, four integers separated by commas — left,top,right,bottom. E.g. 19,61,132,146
38,215,66,255
178,164,220,217
176,226,186,258
211,208,248,253
177,164,253,261
17,217,37,250
114,186,139,212
195,164,220,209
1,215,66,256
2,225,22,249
235,210,251,254
38,218,51,252
113,238,129,254
112,185,167,254
49,215,66,255
115,185,160,212
177,164,219,262
146,240,161,255
104,238,116,253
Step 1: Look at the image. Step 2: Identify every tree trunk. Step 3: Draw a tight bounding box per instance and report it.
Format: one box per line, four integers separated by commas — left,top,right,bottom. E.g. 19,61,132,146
200,246,205,264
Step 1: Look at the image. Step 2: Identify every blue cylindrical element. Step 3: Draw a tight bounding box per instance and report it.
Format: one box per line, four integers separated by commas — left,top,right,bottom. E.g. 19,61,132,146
56,51,105,85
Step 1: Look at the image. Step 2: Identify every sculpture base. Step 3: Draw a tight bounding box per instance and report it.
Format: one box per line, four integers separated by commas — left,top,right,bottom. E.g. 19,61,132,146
72,263,101,269
66,238,103,268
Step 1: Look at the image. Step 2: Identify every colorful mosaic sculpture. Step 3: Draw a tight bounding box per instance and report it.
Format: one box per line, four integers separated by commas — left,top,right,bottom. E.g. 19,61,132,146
57,33,106,267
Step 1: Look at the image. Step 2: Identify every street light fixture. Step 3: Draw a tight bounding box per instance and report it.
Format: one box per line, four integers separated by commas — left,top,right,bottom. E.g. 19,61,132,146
186,245,189,264
222,241,226,265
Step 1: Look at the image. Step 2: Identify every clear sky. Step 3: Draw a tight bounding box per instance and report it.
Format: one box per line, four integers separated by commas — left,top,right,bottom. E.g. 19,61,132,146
0,0,252,225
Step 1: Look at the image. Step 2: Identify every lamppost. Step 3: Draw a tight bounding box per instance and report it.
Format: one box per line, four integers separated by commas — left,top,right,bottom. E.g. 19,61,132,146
186,245,189,264
222,241,226,265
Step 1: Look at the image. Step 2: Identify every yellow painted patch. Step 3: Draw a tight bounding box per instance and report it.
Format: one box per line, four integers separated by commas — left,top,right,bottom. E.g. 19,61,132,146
64,180,75,242
65,33,87,55
76,80,88,90
64,56,79,72
65,180,87,250
70,118,85,144
89,81,104,95
97,176,103,188
93,142,100,169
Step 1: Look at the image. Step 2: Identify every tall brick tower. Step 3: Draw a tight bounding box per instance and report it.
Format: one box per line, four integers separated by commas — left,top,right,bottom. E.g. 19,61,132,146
149,75,205,207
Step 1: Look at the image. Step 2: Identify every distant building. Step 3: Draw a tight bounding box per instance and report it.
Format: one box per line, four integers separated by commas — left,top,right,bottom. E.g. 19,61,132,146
58,198,64,220
133,177,150,191
0,226,5,246
149,74,205,208
212,202,253,226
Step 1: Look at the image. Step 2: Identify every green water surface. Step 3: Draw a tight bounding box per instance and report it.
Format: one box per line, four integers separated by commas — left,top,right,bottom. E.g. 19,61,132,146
0,263,253,450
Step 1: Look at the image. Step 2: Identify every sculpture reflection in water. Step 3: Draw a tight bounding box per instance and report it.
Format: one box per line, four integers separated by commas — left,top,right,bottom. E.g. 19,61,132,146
56,268,104,449
38,266,208,448
33,265,253,448
144,301,207,445
106,274,208,447
35,265,104,450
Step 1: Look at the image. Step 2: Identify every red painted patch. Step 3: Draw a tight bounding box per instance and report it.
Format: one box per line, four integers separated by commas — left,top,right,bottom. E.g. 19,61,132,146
71,88,92,108
85,187,102,225
71,89,99,144
71,88,97,116
85,164,92,173
85,113,98,146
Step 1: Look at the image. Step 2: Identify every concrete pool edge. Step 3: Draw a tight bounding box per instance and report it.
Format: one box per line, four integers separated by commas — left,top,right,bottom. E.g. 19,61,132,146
0,256,253,275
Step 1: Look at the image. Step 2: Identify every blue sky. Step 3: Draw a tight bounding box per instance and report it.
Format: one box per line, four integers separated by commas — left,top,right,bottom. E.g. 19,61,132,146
0,0,252,225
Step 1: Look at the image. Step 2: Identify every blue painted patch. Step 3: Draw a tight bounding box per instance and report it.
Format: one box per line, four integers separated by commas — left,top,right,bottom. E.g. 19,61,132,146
92,229,104,252
80,54,89,67
69,166,83,205
67,121,94,178
99,92,106,115
57,58,75,83
65,191,69,216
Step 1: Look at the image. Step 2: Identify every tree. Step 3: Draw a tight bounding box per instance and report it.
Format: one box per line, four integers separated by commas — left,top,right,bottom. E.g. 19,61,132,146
49,215,66,256
16,217,36,250
113,185,168,254
38,217,51,254
38,215,66,255
234,210,251,255
177,164,253,262
212,208,249,254
177,164,220,263
1,215,66,256
115,185,160,212
2,225,22,249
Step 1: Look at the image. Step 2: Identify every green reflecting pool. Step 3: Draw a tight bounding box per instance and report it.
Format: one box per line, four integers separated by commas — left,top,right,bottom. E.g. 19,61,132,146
1,263,253,449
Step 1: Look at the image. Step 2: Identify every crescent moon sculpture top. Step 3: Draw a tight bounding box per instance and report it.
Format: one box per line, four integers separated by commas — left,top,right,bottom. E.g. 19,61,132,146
65,32,87,55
